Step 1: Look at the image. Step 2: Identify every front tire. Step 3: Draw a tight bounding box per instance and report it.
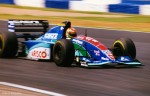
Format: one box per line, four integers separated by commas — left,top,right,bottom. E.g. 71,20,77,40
53,39,75,67
0,32,18,58
112,38,136,59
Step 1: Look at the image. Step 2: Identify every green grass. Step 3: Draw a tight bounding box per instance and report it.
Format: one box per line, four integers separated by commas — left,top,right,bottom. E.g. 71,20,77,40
71,16,150,23
1,4,149,23
0,4,150,32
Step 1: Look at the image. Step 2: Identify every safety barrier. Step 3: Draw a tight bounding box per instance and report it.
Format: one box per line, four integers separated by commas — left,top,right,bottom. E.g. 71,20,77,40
109,0,150,15
0,0,149,15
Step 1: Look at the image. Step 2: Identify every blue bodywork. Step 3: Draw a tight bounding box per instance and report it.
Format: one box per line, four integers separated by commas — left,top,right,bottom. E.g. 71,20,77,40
24,25,142,67
71,36,142,67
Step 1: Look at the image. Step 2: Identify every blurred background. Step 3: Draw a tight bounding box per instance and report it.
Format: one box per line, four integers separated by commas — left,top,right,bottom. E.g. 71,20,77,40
0,0,150,15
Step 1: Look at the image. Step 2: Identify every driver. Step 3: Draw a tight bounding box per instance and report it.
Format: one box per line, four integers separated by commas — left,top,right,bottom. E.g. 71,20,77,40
66,27,77,39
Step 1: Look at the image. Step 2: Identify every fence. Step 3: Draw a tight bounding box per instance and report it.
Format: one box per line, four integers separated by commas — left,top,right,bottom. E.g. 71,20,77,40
0,0,150,15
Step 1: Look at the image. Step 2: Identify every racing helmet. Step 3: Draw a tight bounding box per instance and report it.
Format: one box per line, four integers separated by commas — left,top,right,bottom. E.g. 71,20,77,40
66,27,77,38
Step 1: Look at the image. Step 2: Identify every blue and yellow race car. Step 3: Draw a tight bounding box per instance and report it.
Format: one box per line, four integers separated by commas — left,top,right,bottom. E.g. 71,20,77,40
0,20,142,67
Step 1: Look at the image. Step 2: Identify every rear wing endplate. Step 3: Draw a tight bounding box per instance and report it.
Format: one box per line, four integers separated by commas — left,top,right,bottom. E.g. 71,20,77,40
8,20,49,33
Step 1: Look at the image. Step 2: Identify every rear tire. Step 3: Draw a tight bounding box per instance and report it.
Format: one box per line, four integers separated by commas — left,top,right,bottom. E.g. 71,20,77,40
0,32,18,58
112,38,136,59
53,39,75,67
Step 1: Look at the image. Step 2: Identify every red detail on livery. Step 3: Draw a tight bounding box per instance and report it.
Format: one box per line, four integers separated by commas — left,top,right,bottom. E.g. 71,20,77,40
41,51,47,58
77,36,115,60
32,49,47,58
77,36,108,50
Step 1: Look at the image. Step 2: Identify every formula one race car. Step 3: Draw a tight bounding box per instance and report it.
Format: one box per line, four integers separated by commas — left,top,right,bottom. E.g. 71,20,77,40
0,20,142,67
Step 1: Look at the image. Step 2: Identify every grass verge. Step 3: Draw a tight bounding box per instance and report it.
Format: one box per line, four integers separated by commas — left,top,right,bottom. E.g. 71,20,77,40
0,4,150,32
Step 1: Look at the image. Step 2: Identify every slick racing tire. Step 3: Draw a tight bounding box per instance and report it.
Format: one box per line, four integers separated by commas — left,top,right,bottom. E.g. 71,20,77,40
53,39,75,67
112,38,136,59
0,32,18,58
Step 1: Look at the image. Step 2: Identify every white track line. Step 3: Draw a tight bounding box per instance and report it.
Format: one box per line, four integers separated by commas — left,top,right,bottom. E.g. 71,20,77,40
0,82,67,96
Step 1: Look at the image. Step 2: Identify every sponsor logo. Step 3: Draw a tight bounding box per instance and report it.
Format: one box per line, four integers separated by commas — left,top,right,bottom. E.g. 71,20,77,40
44,33,58,39
9,20,40,24
94,50,100,56
32,50,47,58
8,21,42,31
77,36,98,43
101,57,109,61
121,57,129,61
86,37,98,43
102,50,115,60
28,47,50,59
72,39,83,45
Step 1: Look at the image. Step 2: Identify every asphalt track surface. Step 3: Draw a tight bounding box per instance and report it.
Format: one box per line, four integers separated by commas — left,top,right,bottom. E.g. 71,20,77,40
0,20,150,96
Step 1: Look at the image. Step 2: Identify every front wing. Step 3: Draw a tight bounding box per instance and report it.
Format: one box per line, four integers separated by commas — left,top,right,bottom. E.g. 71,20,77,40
79,56,142,67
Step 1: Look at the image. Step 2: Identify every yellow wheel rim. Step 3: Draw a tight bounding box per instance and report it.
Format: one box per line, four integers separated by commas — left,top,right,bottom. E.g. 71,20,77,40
113,40,125,50
0,34,5,51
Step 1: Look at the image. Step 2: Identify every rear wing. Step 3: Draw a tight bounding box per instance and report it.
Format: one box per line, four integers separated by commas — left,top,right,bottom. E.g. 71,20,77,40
8,20,49,33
